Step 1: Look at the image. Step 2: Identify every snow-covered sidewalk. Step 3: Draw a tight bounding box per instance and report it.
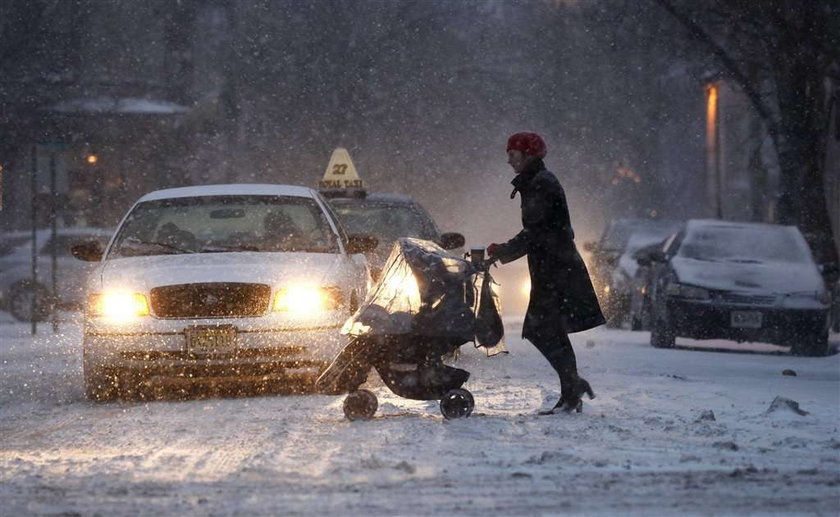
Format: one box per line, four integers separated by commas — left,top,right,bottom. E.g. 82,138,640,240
1,314,838,516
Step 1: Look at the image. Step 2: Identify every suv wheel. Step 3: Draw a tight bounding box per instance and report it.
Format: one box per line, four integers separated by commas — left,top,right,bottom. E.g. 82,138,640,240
790,330,830,357
651,317,676,348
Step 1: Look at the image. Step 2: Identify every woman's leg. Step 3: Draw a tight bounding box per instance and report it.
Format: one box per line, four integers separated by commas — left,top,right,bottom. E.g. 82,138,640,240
529,332,578,396
530,332,594,412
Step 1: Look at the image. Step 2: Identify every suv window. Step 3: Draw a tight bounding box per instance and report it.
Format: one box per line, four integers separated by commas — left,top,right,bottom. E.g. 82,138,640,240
0,236,31,256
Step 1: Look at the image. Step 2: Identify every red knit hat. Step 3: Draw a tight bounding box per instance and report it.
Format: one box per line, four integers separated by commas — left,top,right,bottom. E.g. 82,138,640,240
506,132,547,158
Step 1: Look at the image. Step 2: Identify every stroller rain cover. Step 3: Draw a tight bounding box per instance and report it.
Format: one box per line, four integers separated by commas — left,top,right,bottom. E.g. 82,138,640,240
342,238,507,356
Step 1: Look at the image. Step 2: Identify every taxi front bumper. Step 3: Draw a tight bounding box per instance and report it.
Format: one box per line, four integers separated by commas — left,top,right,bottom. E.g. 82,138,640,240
83,313,347,383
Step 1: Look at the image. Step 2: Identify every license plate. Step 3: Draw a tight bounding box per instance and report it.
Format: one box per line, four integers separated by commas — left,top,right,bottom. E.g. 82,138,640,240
185,325,236,354
730,311,762,329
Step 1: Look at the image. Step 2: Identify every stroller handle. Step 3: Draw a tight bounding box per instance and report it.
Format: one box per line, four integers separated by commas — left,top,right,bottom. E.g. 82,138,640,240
470,256,499,273
466,247,498,272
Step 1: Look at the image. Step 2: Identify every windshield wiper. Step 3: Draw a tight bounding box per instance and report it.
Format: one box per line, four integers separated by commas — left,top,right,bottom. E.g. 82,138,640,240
727,258,762,264
122,240,196,255
199,244,260,253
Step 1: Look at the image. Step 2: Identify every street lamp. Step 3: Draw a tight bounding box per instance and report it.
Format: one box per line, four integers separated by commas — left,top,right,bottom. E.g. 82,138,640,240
705,82,723,219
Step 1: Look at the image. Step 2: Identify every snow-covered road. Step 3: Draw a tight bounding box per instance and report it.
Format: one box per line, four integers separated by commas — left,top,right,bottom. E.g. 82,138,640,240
1,314,838,516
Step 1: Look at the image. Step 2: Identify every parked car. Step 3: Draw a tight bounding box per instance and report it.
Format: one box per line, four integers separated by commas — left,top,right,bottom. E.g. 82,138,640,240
73,184,376,400
0,227,113,321
801,230,840,333
647,219,831,356
627,237,674,331
584,218,682,326
324,192,464,279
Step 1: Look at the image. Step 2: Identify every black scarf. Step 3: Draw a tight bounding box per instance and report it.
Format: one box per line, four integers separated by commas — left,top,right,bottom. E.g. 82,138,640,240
510,158,546,199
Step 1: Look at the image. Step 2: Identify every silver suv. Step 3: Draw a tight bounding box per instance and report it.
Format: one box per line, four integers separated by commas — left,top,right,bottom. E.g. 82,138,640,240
0,227,113,321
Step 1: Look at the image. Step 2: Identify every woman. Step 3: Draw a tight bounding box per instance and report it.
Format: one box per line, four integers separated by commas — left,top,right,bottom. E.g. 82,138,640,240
488,132,605,413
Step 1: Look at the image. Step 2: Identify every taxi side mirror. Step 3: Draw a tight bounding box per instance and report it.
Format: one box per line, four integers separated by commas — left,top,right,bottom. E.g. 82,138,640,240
649,250,667,263
439,232,465,250
635,254,652,267
71,240,104,262
346,234,378,254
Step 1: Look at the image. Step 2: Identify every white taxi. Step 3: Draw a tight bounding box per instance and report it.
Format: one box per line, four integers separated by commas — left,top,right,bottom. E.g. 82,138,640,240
72,184,375,400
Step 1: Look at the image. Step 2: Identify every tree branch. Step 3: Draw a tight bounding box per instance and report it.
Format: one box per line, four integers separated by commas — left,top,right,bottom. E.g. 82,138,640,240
650,0,780,144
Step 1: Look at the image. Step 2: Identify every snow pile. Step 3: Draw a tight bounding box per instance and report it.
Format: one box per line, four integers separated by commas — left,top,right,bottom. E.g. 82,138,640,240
765,395,809,417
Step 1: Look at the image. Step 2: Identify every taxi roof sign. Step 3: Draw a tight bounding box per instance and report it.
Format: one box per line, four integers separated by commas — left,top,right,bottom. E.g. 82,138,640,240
318,147,365,190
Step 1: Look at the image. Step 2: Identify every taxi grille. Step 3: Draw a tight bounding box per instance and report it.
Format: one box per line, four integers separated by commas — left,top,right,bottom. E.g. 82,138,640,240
150,283,271,318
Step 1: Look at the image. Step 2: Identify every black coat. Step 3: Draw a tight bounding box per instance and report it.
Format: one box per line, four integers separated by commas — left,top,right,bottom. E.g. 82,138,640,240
495,161,605,339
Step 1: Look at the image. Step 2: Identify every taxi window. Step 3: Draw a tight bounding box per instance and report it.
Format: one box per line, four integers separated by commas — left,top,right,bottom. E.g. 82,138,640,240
111,195,339,257
331,203,436,241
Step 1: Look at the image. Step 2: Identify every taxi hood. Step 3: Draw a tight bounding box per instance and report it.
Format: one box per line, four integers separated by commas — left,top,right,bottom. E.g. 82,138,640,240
97,252,345,291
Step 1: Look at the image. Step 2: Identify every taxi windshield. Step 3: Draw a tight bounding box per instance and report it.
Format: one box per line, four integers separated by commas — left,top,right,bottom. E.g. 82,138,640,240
110,195,339,257
330,203,436,242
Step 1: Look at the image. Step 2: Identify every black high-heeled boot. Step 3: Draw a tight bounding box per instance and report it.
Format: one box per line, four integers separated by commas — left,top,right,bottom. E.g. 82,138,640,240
562,377,596,412
539,377,595,415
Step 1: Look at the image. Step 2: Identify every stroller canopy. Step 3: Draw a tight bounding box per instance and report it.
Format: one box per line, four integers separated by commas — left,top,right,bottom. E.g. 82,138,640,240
342,238,505,354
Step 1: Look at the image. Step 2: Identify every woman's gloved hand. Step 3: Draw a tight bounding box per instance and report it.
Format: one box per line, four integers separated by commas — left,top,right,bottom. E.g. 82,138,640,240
487,243,500,257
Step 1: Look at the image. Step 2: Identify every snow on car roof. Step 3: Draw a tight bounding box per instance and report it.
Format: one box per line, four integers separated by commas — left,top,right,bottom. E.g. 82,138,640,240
686,218,797,232
680,218,813,265
138,184,318,202
327,192,416,204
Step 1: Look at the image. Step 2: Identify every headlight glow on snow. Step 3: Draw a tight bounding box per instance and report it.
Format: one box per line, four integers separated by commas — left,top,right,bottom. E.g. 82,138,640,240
88,291,150,321
273,285,342,313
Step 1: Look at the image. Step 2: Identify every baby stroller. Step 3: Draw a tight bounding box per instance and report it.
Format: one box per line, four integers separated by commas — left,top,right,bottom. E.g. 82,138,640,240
316,238,506,420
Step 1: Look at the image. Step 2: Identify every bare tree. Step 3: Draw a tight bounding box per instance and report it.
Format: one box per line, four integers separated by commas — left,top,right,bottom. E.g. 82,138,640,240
652,0,839,263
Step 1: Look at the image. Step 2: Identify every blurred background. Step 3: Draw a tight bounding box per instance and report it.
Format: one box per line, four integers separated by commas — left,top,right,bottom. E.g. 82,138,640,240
0,0,837,278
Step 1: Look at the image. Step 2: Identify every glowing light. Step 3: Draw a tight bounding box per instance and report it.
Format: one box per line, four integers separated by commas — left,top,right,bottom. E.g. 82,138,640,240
89,292,149,321
521,278,531,297
706,84,718,135
381,269,419,298
86,154,98,165
273,285,340,313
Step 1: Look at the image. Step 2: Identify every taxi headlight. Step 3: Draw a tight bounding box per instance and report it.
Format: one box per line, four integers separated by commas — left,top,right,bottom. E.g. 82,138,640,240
273,285,343,313
88,291,150,320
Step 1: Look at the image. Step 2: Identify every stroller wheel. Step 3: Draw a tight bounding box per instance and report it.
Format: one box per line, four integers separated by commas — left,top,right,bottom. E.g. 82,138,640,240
440,388,474,419
343,389,378,421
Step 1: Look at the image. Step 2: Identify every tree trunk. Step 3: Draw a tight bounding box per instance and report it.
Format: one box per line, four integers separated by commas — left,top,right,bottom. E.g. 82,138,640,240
772,20,839,266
